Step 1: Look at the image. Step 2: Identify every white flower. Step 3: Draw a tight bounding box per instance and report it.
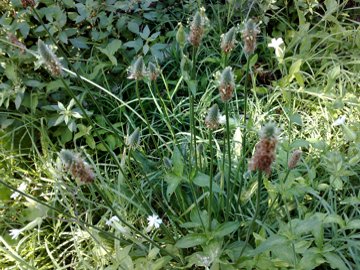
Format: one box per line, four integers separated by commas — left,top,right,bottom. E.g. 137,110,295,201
9,217,43,240
9,229,23,239
147,214,162,229
333,115,346,126
10,182,27,199
106,216,120,226
268,38,285,63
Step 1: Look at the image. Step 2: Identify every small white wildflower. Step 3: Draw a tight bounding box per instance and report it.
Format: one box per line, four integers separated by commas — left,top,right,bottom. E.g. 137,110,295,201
9,229,23,240
106,216,120,226
268,38,285,63
10,182,27,199
147,214,162,230
333,115,346,126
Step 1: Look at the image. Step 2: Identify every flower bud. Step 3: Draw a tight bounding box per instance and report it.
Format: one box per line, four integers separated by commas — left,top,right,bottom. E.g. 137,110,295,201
189,8,208,47
126,127,141,149
241,19,260,55
288,150,302,169
221,27,237,54
38,39,62,77
176,22,186,48
148,62,159,81
205,104,220,130
127,56,146,80
219,67,235,102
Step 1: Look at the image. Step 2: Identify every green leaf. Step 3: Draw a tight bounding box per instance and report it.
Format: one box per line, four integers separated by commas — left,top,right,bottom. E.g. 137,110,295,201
128,20,140,34
97,39,122,65
70,37,89,49
123,38,143,53
323,252,347,270
172,146,184,177
213,221,240,238
175,233,207,248
164,173,182,200
252,235,289,255
288,59,302,83
290,113,302,126
193,172,221,192
140,25,150,39
345,219,360,230
106,134,116,150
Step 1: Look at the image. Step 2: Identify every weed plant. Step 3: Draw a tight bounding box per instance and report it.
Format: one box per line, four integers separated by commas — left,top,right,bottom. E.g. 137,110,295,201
0,0,360,269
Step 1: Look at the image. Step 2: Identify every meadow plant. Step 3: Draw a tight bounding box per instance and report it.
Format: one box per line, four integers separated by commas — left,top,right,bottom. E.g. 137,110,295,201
1,1,359,269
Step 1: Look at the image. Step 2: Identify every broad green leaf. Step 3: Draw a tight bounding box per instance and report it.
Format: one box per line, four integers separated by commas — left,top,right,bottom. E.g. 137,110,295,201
213,221,239,238
97,39,122,65
140,25,150,39
128,20,139,34
172,146,184,177
323,252,347,270
290,113,302,126
70,37,89,49
164,173,182,200
288,59,302,83
175,233,207,248
252,235,289,255
193,172,221,192
106,134,116,150
345,219,360,230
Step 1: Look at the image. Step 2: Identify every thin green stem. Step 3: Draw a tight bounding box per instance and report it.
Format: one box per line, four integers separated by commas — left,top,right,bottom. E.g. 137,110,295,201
239,171,262,258
237,56,251,206
225,102,232,220
208,129,214,231
135,80,159,150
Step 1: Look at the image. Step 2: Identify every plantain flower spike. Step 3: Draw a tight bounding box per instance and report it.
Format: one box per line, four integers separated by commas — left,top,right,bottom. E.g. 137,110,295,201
248,123,279,175
205,104,220,130
241,19,260,56
128,56,146,80
126,127,141,149
176,22,186,49
288,150,302,169
148,62,159,81
219,66,235,102
59,149,95,184
189,7,208,47
21,0,35,8
38,39,62,77
221,27,237,54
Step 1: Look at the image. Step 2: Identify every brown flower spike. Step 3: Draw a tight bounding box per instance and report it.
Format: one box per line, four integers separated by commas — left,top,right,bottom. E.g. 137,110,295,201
189,8,208,47
248,123,278,175
241,19,260,55
219,67,235,102
60,150,95,184
288,150,302,169
21,0,35,8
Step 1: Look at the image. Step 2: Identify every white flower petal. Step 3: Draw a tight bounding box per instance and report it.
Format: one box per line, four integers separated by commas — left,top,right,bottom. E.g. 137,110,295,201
147,214,162,229
106,216,120,226
333,115,346,126
10,182,27,199
9,229,23,240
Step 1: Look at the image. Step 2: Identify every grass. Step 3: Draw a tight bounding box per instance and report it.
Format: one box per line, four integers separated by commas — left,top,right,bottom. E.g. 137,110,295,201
1,0,360,269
